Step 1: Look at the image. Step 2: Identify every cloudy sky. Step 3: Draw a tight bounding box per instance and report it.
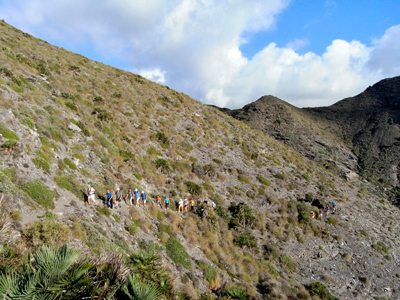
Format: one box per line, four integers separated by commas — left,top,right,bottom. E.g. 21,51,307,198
0,0,399,108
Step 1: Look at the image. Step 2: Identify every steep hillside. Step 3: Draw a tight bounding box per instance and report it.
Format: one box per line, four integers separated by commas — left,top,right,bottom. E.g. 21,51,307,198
1,20,400,300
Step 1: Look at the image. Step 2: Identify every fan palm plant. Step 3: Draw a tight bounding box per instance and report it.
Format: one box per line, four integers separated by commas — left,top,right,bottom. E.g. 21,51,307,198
123,274,162,300
126,251,173,297
0,245,96,299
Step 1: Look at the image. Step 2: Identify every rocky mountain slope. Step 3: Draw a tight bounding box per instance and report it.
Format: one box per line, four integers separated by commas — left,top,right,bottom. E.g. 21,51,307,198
1,20,400,299
221,77,400,203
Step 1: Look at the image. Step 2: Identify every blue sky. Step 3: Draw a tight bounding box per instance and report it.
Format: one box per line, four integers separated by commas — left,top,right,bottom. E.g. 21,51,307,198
0,0,399,108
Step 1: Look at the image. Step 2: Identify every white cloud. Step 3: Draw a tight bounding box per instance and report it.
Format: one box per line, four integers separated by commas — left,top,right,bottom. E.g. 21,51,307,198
0,1,399,109
139,68,166,84
365,25,400,78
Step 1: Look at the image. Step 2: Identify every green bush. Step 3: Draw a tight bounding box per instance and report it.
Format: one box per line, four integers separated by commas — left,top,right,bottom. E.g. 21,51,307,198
228,202,255,228
234,233,258,249
154,158,170,173
23,219,72,249
21,180,58,209
165,236,191,269
155,132,170,147
185,181,202,195
215,206,230,220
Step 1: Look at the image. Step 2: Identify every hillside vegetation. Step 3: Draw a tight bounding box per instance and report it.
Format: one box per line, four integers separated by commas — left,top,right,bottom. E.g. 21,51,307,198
1,20,400,299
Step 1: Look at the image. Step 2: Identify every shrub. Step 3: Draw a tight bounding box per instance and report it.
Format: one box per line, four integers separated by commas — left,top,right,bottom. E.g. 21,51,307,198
23,219,72,249
154,158,170,173
234,233,258,249
185,181,202,195
65,101,78,111
165,236,191,269
215,206,230,220
155,132,170,147
297,203,311,224
21,180,58,209
228,202,255,228
93,96,104,103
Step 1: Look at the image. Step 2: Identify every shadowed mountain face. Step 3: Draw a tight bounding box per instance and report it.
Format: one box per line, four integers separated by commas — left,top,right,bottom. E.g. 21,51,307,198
221,77,400,194
306,76,400,189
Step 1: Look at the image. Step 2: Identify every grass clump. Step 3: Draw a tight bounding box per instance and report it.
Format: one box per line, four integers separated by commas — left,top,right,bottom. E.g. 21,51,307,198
280,254,297,273
0,122,19,140
372,241,389,255
306,282,339,300
257,175,271,186
326,217,339,225
21,180,58,209
165,236,191,269
54,175,82,199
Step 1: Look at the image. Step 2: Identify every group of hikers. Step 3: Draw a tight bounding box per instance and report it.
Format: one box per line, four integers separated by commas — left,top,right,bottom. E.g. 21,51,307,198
86,185,216,211
87,185,147,209
311,201,337,220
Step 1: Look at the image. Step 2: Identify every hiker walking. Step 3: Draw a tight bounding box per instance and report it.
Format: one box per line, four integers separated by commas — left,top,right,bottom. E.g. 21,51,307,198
165,195,170,210
319,209,323,220
332,201,336,213
178,199,184,212
105,189,113,209
126,188,134,206
156,195,161,208
134,188,140,207
141,190,147,206
87,185,96,205
190,199,195,211
115,188,122,208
